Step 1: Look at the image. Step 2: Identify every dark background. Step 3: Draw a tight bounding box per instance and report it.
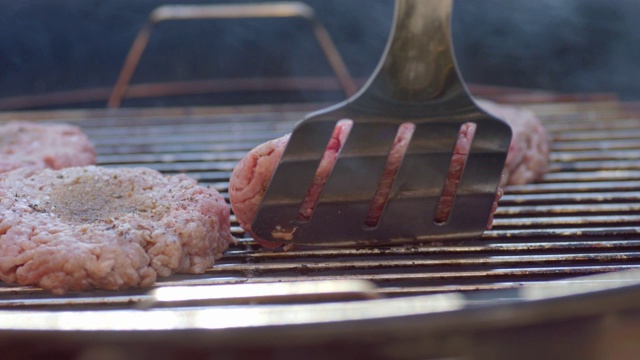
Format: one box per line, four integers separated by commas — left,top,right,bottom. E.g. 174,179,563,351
0,0,638,109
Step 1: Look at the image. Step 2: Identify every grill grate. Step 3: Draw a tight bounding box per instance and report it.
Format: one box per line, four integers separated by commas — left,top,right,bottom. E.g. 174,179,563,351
1,95,640,309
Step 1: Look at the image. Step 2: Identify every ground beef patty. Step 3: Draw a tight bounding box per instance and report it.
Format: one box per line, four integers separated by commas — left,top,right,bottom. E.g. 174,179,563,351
0,166,235,294
229,100,550,248
0,121,96,173
477,100,550,185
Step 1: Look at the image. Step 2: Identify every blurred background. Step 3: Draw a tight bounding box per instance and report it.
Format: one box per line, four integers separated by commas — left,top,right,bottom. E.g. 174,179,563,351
0,0,638,110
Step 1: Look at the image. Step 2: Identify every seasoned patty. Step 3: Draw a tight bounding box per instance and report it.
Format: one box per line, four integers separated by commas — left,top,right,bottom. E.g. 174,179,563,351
0,166,235,294
229,100,549,248
0,121,96,173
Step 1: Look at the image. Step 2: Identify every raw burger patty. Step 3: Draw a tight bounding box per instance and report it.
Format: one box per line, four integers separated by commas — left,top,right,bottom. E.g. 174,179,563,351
0,121,96,173
476,99,549,185
229,100,550,248
0,166,235,294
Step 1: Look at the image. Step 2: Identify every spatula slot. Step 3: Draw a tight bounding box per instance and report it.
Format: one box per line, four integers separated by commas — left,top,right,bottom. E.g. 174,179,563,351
433,122,477,225
363,122,416,229
296,119,353,222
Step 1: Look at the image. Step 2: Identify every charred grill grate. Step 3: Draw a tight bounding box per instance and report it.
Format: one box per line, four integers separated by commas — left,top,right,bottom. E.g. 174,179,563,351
0,93,640,309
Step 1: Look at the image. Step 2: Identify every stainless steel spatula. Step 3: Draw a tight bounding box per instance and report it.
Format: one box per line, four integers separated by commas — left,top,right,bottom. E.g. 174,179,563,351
251,0,512,246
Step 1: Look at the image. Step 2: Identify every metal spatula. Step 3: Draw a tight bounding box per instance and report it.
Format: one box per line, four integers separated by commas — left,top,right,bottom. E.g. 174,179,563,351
251,0,512,246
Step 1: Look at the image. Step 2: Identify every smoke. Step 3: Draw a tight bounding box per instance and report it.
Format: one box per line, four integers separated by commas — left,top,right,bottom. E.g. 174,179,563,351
0,0,639,108
452,0,640,99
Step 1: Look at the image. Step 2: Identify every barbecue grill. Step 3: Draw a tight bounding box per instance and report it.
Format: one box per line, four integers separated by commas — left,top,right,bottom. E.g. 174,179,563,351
2,2,640,359
1,89,640,359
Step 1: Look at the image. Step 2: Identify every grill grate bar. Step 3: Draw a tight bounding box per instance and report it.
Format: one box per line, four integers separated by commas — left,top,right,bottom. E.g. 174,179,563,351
492,215,640,228
95,141,266,156
495,203,640,216
2,265,639,298
551,139,640,151
499,191,640,204
548,160,640,172
88,131,289,146
552,129,640,141
97,151,250,165
544,119,640,132
542,171,640,182
551,150,640,162
484,226,640,239
211,253,640,273
221,240,640,259
502,181,640,194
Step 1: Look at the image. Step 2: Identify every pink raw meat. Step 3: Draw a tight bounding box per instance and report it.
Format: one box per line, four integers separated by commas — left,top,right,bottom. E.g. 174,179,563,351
0,166,235,294
0,121,96,173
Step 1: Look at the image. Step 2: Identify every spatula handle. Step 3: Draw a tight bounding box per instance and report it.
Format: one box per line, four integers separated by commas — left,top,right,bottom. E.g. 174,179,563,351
348,0,475,116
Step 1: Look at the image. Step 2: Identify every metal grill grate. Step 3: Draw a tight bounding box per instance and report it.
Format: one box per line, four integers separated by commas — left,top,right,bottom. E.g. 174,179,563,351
0,95,640,309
